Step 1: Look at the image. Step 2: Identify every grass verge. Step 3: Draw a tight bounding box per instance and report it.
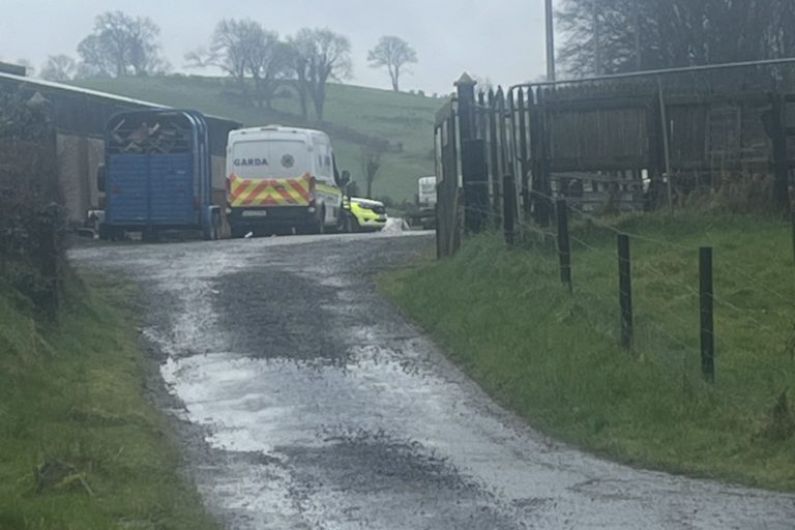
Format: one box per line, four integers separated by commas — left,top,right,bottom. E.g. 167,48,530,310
381,212,795,490
0,272,217,530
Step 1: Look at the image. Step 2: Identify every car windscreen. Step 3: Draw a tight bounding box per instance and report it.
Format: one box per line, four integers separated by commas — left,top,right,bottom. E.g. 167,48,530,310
231,139,311,179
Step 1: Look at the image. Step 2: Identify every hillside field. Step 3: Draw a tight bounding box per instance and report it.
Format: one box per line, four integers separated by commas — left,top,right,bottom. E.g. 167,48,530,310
72,76,442,203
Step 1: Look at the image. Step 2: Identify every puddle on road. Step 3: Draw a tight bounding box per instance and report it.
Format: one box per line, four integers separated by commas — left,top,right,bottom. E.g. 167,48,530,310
161,346,457,455
160,345,527,529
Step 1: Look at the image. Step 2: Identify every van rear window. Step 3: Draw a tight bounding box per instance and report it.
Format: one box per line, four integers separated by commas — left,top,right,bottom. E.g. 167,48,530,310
231,140,310,179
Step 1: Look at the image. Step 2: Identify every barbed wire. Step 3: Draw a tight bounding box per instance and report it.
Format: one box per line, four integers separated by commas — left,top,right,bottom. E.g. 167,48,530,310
645,320,694,351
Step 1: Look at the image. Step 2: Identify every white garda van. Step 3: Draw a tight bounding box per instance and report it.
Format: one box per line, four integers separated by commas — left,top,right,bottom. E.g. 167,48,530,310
226,126,348,237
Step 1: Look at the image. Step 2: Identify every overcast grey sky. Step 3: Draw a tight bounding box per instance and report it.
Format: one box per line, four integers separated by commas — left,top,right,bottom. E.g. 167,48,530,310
0,0,551,94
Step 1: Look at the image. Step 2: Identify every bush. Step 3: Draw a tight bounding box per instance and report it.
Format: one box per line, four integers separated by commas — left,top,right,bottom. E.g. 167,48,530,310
0,89,65,315
0,196,66,315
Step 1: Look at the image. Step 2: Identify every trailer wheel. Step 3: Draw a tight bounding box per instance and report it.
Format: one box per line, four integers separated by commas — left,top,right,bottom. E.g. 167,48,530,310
142,228,159,243
98,224,111,241
212,212,222,240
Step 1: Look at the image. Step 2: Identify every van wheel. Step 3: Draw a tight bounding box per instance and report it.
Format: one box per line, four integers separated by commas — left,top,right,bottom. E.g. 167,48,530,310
313,207,326,235
341,212,355,233
231,225,246,239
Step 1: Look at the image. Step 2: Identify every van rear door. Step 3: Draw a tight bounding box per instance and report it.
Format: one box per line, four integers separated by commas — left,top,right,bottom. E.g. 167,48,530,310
229,139,313,207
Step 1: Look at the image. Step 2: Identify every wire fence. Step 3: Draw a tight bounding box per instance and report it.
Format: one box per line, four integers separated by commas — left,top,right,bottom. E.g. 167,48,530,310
434,65,795,387
456,188,794,386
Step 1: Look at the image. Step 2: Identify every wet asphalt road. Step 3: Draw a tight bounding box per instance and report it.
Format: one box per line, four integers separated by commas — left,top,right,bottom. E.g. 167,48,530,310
71,228,795,530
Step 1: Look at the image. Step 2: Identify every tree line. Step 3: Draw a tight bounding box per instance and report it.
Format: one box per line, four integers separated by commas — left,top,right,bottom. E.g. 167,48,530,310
35,11,419,122
558,0,795,76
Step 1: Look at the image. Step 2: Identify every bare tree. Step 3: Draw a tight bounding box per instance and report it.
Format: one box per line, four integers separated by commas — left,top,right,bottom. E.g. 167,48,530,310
76,35,115,78
367,36,417,91
360,144,385,198
40,55,77,82
288,28,352,121
248,32,291,109
186,19,256,91
558,0,795,77
77,11,165,77
285,35,313,119
187,19,291,109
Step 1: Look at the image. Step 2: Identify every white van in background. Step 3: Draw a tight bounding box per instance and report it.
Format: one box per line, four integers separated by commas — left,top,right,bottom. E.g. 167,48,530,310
407,176,437,230
226,126,347,237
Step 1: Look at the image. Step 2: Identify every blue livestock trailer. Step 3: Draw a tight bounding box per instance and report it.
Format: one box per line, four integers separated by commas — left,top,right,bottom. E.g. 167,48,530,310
99,109,222,241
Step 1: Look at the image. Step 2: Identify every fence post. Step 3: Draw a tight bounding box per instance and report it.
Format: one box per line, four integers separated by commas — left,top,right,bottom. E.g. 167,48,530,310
657,76,674,214
504,175,516,246
488,90,502,224
556,199,572,291
699,247,715,383
536,88,553,227
618,234,634,349
456,73,476,142
516,88,530,218
768,94,791,215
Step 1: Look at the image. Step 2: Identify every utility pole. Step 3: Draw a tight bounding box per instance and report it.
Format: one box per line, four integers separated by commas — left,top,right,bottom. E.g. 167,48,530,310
545,0,556,82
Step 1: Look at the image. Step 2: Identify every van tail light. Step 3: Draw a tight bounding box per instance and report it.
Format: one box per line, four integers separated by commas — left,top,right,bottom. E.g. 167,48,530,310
308,176,317,207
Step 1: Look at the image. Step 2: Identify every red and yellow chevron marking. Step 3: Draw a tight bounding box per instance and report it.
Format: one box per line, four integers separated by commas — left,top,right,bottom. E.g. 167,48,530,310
228,173,313,208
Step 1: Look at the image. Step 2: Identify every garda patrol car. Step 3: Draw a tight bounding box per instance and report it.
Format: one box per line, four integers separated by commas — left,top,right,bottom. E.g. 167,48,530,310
226,126,346,237
345,197,388,232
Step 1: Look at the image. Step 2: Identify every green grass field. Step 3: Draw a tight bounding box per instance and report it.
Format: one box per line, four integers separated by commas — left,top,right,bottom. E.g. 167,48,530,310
0,274,217,530
72,76,441,203
383,213,795,490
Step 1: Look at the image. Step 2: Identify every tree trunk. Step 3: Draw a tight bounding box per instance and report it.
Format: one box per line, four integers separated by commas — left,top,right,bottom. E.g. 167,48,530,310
392,65,400,92
312,83,326,121
299,93,308,119
295,80,309,120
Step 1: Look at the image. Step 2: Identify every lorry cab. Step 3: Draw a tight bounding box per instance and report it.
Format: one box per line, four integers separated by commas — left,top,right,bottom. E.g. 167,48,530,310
226,126,344,237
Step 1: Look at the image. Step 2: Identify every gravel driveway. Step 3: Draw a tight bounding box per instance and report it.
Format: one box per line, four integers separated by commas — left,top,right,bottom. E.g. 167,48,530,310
71,230,795,530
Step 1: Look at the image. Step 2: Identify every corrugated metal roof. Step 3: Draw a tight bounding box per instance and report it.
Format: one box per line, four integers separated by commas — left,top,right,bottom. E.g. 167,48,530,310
0,72,167,108
0,72,238,125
